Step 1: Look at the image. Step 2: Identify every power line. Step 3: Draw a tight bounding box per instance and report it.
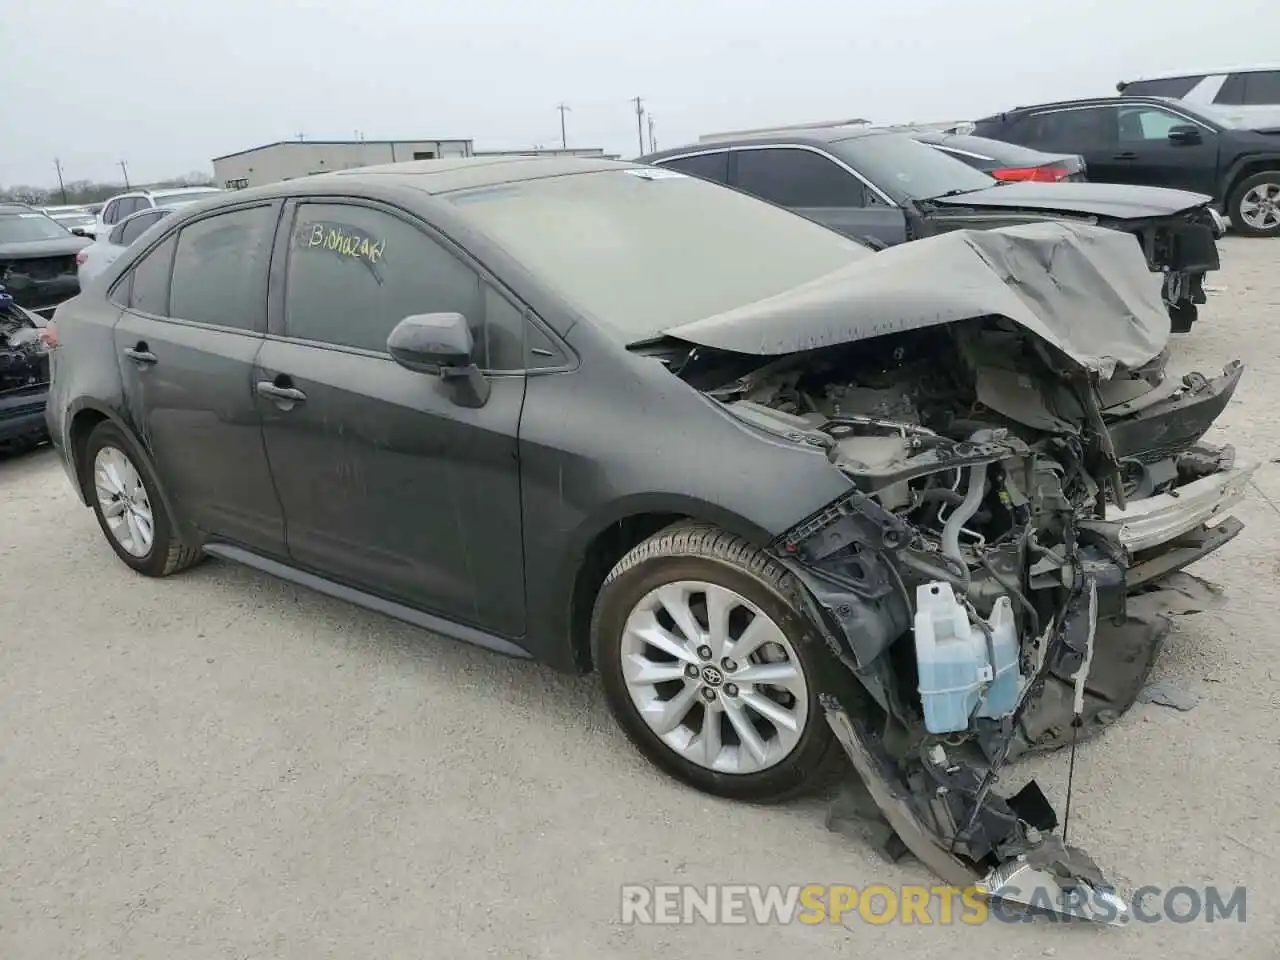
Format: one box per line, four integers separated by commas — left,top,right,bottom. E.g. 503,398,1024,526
556,103,571,149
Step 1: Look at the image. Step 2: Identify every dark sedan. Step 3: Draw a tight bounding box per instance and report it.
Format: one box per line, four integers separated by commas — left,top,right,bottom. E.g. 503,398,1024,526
639,127,1223,331
0,204,90,314
910,130,1086,182
45,158,1253,916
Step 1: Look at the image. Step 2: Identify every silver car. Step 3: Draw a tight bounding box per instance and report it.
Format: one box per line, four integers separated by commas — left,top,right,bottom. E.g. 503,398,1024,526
76,207,175,288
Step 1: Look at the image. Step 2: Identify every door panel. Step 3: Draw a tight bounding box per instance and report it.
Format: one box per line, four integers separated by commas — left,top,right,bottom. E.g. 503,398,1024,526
794,206,908,246
114,311,283,552
254,339,527,637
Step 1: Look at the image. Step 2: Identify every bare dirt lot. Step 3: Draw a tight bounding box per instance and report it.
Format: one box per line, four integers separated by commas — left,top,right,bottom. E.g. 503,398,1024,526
3,238,1278,959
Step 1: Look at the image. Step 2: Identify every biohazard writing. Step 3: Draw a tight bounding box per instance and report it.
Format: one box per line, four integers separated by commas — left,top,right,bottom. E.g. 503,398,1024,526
296,222,387,265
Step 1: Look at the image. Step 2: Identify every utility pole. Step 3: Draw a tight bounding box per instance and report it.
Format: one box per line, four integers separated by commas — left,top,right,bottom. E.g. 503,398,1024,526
647,115,656,153
556,103,571,149
53,158,68,204
631,96,645,155
296,132,306,142
118,160,130,189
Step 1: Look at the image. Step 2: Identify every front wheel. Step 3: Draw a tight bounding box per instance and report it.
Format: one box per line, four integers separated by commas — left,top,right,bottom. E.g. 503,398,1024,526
591,523,846,803
1228,172,1280,237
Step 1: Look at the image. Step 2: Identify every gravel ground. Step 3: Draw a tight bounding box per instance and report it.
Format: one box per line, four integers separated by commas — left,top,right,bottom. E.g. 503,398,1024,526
2,237,1278,959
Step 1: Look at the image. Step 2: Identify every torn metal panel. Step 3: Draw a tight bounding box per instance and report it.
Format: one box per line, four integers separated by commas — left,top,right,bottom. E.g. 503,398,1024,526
661,221,1170,378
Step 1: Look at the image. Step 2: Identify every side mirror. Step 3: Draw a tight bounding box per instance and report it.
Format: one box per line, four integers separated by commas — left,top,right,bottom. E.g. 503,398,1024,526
71,226,91,238
387,312,490,408
1167,124,1202,145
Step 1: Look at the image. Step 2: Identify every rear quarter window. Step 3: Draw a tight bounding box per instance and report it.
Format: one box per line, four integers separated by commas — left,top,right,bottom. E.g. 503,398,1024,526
1120,75,1205,98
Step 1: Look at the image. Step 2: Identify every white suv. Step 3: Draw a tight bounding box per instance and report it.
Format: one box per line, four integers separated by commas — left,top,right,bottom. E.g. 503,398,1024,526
1118,66,1280,125
96,186,222,236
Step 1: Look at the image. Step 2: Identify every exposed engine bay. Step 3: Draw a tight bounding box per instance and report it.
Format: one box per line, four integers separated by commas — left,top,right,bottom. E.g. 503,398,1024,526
651,315,1254,921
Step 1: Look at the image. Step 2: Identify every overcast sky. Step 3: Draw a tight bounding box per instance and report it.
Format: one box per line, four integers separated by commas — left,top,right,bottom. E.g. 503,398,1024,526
3,0,1274,187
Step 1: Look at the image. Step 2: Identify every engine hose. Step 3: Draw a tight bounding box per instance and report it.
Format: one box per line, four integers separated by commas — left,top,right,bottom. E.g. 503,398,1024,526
942,463,987,573
899,549,969,589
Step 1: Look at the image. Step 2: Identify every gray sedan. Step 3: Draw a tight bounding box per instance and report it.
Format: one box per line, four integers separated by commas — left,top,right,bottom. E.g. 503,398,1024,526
75,207,175,288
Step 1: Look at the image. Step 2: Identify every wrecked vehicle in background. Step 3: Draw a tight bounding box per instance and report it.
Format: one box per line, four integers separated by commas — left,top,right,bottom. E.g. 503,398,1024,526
45,161,1252,923
639,127,1226,332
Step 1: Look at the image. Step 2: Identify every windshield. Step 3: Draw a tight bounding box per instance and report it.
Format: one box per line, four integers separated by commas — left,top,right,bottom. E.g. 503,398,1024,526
51,213,96,227
153,189,220,207
836,133,997,200
447,168,872,340
0,212,73,243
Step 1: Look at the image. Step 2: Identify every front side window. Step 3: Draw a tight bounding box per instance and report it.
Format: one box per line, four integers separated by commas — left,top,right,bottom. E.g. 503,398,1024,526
1118,106,1193,142
169,206,275,330
282,203,529,370
657,152,730,184
733,148,867,207
1217,70,1280,105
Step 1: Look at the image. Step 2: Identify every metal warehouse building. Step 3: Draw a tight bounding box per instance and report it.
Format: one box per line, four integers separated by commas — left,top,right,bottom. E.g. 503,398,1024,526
212,138,476,189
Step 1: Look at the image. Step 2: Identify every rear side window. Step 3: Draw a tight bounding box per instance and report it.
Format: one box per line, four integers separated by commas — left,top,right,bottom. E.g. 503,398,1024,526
1216,70,1280,105
281,203,533,370
126,234,177,315
169,206,275,330
733,148,867,208
1019,108,1118,150
656,152,730,184
1121,75,1204,98
102,200,121,225
117,211,164,246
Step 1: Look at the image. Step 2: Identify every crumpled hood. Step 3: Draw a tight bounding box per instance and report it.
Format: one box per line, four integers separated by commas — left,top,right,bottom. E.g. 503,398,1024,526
926,181,1212,220
660,220,1170,379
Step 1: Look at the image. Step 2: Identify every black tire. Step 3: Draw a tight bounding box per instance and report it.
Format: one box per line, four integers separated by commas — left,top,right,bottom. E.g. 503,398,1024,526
591,522,847,803
83,420,202,577
1227,171,1280,238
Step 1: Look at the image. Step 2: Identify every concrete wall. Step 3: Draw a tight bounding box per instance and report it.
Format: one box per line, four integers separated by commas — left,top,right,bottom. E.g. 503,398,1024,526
213,140,474,189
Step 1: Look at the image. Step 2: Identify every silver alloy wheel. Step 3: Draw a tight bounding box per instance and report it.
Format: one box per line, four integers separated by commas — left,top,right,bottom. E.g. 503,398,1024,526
1239,182,1280,231
93,445,155,558
619,580,809,774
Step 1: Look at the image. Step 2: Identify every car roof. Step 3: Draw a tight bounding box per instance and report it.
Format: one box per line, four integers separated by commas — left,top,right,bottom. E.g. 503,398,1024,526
149,186,221,197
640,125,916,161
977,94,1208,119
243,156,648,197
1121,64,1280,83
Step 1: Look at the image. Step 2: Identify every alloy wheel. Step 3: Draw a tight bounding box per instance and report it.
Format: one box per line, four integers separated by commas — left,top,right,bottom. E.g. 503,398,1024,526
618,580,809,774
1239,182,1280,232
93,445,155,558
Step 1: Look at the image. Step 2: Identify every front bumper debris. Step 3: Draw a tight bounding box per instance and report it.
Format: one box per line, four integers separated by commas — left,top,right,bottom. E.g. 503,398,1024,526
1081,460,1257,552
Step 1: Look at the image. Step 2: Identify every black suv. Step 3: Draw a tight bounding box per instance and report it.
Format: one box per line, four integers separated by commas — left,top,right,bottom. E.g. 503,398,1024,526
970,95,1280,236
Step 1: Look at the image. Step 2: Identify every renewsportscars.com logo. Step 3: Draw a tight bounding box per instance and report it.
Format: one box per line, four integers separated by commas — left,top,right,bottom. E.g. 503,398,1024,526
619,883,1247,926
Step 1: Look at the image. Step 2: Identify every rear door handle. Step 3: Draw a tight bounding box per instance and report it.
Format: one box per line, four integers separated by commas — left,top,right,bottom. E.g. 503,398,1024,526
122,344,157,364
256,380,307,403
1112,152,1139,160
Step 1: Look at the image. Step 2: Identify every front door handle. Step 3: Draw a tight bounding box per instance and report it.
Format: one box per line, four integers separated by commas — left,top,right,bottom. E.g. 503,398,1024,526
1112,152,1139,160
256,380,307,404
122,343,157,364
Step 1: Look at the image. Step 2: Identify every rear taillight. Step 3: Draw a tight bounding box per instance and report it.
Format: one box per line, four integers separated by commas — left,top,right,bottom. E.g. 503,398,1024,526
39,321,58,350
75,251,88,265
991,164,1070,183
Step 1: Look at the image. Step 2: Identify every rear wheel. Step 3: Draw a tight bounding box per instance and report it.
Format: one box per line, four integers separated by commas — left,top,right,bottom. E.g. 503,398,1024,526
84,421,202,577
592,522,846,803
1228,172,1280,237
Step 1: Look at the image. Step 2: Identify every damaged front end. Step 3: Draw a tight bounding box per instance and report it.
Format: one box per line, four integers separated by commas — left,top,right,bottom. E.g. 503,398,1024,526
683,315,1251,922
